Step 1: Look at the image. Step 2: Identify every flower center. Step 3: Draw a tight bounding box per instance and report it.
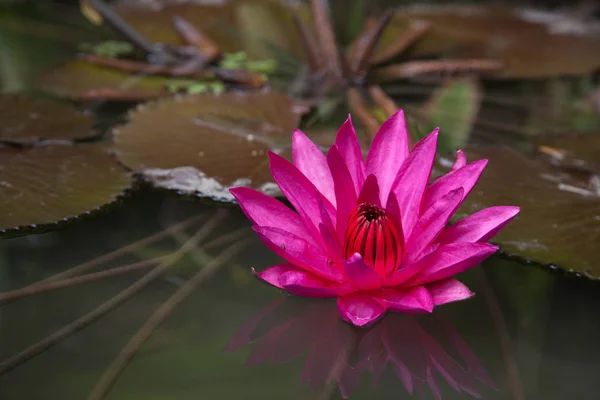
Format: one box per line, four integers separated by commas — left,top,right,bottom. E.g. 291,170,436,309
344,202,402,277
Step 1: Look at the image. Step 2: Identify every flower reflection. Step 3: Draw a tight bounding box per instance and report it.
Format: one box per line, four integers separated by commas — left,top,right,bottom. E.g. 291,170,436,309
224,297,496,399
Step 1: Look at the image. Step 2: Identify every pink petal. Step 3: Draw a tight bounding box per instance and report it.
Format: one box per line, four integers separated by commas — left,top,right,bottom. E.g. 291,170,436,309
337,293,387,327
385,191,404,244
357,174,381,207
317,195,343,262
423,159,487,211
405,188,464,263
365,109,410,205
254,226,345,282
374,286,434,313
407,242,498,286
230,187,315,246
391,129,439,240
450,149,467,172
327,145,358,243
437,206,520,244
256,264,352,297
335,116,365,194
292,129,336,205
268,151,336,241
426,279,474,306
344,253,384,290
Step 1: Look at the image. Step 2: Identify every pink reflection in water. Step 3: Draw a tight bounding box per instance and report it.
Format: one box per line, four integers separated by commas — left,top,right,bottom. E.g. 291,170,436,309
223,297,496,399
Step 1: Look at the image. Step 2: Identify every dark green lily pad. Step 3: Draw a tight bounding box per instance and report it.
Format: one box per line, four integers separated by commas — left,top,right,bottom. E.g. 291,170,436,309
0,94,94,144
457,146,600,279
379,6,600,78
0,95,132,234
114,90,308,202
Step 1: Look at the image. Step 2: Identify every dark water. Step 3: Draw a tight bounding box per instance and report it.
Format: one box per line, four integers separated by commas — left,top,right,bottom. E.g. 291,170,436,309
0,192,599,400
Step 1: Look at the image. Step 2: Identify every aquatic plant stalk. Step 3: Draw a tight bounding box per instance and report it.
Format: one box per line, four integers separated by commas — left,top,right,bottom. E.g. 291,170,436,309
231,110,519,327
0,210,228,376
87,238,250,400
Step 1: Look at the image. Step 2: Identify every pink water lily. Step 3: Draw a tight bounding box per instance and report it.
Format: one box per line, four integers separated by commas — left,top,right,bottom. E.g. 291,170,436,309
230,109,519,327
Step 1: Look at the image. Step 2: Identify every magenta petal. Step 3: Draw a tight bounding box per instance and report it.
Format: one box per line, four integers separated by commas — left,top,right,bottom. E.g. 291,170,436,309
344,253,384,290
450,149,467,172
230,187,315,246
337,293,387,327
256,264,352,298
254,226,345,282
426,279,474,306
268,151,336,240
335,116,365,193
317,195,343,262
407,242,498,286
292,129,336,205
391,128,439,240
437,206,520,244
365,109,410,205
423,159,487,211
374,286,434,313
405,188,464,263
327,145,358,243
357,174,381,207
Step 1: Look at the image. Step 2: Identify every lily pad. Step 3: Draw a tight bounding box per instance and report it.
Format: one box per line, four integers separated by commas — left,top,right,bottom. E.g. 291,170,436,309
380,6,600,78
417,79,481,152
113,90,307,202
0,144,132,234
535,131,600,175
0,94,94,144
37,59,177,101
456,146,600,279
38,0,304,101
0,95,132,233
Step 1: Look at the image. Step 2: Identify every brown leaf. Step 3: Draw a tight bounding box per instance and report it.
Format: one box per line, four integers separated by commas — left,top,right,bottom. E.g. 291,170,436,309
379,6,600,78
535,131,600,175
0,94,95,144
37,60,171,101
0,144,131,234
457,146,600,278
114,90,306,201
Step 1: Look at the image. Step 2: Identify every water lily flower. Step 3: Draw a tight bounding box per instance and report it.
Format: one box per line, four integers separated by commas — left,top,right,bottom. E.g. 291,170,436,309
230,109,519,327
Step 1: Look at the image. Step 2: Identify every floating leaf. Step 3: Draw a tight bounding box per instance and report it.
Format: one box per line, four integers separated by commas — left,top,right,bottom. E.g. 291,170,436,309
0,94,94,144
418,79,481,152
0,144,131,234
79,40,135,58
38,59,173,101
0,95,131,233
380,6,600,78
535,131,600,175
114,90,307,202
457,146,600,278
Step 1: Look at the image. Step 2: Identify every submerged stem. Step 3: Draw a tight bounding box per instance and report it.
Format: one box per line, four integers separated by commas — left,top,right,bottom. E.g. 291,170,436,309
87,239,249,400
0,210,228,377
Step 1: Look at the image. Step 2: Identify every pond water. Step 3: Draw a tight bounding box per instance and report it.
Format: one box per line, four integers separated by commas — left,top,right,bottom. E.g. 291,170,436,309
1,0,600,399
0,192,598,400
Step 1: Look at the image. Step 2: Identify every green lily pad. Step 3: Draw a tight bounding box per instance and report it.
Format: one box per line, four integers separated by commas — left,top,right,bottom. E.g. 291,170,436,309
416,79,481,152
37,59,173,101
0,95,132,234
113,90,307,202
379,6,600,78
0,94,95,144
457,146,600,279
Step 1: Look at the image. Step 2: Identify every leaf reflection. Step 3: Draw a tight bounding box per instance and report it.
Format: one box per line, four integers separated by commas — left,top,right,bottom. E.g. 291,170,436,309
224,296,495,399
